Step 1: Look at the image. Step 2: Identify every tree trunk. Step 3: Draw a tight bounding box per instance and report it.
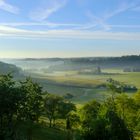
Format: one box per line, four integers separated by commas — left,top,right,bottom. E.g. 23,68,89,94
53,118,56,127
49,119,52,127
66,118,71,130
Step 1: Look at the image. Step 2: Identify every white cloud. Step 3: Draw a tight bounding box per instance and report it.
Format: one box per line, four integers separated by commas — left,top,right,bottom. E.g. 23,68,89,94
0,22,82,28
110,24,140,28
85,1,140,31
0,0,19,14
86,11,111,31
30,0,67,21
0,21,102,31
0,25,140,41
1,22,140,32
104,1,135,19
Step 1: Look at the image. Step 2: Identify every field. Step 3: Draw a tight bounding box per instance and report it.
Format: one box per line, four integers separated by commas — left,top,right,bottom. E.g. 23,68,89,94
2,59,140,104
26,69,140,103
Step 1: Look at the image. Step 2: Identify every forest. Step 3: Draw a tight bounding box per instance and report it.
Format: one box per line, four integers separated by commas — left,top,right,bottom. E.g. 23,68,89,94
0,74,140,140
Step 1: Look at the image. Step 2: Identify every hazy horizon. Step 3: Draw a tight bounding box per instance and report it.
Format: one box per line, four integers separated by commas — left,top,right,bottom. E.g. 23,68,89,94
0,53,140,59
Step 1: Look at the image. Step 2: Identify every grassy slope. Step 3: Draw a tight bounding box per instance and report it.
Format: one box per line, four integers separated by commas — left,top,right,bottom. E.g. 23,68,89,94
17,121,67,140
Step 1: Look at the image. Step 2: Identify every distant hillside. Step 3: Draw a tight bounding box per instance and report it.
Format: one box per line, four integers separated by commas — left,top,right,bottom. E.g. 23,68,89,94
0,61,22,76
22,55,140,62
46,55,140,71
3,55,140,72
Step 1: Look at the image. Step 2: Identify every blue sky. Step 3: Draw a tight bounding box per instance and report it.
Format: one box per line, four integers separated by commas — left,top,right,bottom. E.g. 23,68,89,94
0,0,140,58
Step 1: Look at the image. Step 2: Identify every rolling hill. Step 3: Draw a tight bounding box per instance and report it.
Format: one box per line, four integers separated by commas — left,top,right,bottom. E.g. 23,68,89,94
0,61,22,76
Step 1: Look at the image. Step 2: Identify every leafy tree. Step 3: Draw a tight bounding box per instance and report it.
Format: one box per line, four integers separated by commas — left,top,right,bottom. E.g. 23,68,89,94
133,91,140,132
66,112,80,130
81,100,102,139
104,96,134,140
133,91,140,107
58,101,76,129
18,78,43,122
106,110,133,140
107,79,123,100
115,94,137,127
82,118,109,140
82,100,100,120
81,98,133,140
44,94,63,127
0,74,23,139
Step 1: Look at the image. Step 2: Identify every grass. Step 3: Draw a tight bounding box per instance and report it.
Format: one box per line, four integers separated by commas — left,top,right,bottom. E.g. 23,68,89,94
16,121,68,140
71,88,110,103
29,69,140,103
31,69,140,88
108,72,140,89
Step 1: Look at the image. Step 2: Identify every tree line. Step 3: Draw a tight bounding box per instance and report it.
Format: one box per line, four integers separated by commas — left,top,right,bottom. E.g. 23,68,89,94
0,74,140,140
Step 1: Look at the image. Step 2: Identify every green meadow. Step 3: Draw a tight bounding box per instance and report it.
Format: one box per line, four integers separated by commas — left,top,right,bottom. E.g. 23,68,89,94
28,68,140,103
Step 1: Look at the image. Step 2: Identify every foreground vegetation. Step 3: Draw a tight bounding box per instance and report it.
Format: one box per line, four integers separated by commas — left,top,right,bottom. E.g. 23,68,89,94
0,74,140,140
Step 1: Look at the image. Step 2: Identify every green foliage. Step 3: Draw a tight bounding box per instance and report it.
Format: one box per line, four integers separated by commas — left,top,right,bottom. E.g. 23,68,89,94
82,100,100,120
0,74,140,140
81,97,134,140
0,74,43,139
0,74,21,139
59,101,76,118
81,100,104,139
106,110,133,140
44,94,76,128
66,112,80,129
44,94,63,127
107,78,137,93
18,78,43,122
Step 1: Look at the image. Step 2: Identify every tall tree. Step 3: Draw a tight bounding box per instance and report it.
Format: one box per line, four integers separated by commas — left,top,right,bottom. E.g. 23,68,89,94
18,78,43,122
44,94,63,127
58,101,76,129
0,74,22,139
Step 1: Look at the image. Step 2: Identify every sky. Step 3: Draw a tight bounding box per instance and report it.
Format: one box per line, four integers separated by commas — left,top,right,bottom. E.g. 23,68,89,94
0,0,140,58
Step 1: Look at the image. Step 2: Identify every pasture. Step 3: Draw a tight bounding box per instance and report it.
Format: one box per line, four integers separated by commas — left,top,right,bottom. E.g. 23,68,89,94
29,69,140,103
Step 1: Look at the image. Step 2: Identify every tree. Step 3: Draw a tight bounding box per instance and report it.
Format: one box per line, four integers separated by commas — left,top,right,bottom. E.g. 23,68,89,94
106,110,133,140
81,100,102,139
18,78,43,122
106,79,124,112
81,98,133,140
115,94,136,123
104,96,134,140
44,94,63,127
82,100,100,120
133,91,140,107
58,101,76,129
66,112,80,130
0,74,23,139
132,91,140,132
